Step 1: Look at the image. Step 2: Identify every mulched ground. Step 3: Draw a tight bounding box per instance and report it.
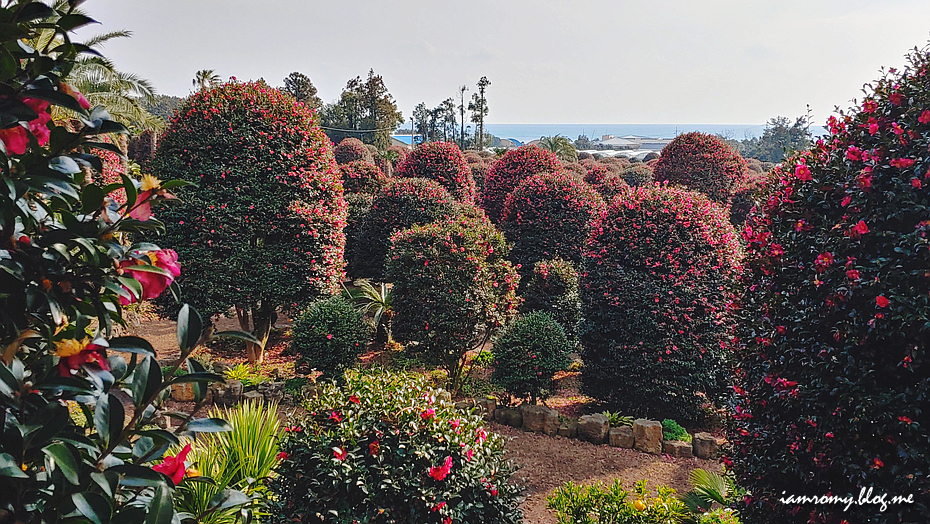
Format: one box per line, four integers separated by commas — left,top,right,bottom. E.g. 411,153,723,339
135,315,720,524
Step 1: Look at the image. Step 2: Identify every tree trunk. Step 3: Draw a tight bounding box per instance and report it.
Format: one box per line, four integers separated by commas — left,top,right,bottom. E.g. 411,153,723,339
247,301,275,365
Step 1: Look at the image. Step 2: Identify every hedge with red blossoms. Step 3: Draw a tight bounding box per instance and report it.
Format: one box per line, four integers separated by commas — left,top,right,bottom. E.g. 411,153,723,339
267,370,521,524
333,136,374,164
580,184,742,421
481,145,562,222
653,132,747,204
596,173,630,202
150,80,346,359
500,172,605,275
580,159,609,186
339,159,389,195
729,46,930,524
395,141,477,203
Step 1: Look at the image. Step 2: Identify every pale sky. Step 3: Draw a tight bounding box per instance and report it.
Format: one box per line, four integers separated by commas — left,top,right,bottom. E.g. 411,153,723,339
86,0,930,125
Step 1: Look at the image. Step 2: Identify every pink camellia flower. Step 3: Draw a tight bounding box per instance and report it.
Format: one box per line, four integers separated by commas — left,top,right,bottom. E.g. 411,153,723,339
60,82,91,110
329,411,343,423
920,110,930,124
431,501,447,512
421,408,436,420
129,174,176,221
476,428,487,444
889,158,915,170
868,122,879,135
276,452,289,460
814,252,834,273
862,99,878,113
428,456,452,481
846,146,862,161
889,92,903,106
876,296,890,308
153,443,192,485
846,270,860,280
850,220,869,237
118,249,181,304
0,125,28,155
22,97,51,146
794,163,812,181
466,448,474,461
912,178,922,189
348,395,360,404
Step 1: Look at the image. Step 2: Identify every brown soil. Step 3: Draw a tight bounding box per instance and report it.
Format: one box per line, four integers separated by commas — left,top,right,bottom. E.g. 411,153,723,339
138,315,719,523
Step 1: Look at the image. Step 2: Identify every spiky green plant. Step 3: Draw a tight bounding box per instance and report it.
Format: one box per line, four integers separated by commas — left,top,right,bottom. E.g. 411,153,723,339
680,468,742,522
347,278,394,343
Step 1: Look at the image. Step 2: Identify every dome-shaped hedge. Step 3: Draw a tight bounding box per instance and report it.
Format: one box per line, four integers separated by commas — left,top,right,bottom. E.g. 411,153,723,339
340,160,388,195
482,145,562,222
395,141,476,203
500,172,605,274
580,159,608,186
521,258,581,344
351,178,460,280
729,47,930,524
334,137,374,165
492,311,571,403
620,164,655,187
150,80,346,320
291,296,370,379
653,132,747,204
596,173,630,202
580,184,742,421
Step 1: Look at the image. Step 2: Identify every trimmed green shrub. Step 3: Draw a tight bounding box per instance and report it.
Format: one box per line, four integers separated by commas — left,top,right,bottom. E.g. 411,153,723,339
482,145,562,222
150,80,346,364
653,132,747,204
500,172,605,273
580,185,742,421
729,47,930,524
661,419,692,442
351,177,460,280
291,296,370,379
387,213,520,389
547,480,687,524
492,312,571,403
334,137,374,164
643,151,660,162
344,192,373,278
521,258,582,343
340,159,388,195
396,141,477,203
387,144,409,166
267,370,522,524
621,164,655,187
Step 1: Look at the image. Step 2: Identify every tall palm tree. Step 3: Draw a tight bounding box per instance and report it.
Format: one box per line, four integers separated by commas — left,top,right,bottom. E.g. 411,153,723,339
193,70,222,92
538,134,578,162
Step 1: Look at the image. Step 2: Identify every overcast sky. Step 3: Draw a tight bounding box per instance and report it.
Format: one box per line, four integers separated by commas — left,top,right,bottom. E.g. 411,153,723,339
86,0,930,125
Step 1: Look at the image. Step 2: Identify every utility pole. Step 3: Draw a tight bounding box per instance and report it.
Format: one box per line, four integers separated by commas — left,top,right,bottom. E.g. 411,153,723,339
458,85,468,150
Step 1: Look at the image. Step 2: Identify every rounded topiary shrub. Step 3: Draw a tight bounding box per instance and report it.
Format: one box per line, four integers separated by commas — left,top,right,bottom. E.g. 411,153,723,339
561,161,588,179
482,145,562,222
580,159,609,186
351,178,460,280
580,185,742,421
374,154,393,178
340,160,388,195
387,144,409,166
500,172,605,273
492,311,571,403
149,81,346,364
291,296,370,379
597,173,630,202
577,151,593,160
470,162,489,192
653,132,747,204
395,141,476,203
621,164,655,187
387,213,520,389
334,137,374,165
729,48,930,524
521,258,581,343
267,370,522,524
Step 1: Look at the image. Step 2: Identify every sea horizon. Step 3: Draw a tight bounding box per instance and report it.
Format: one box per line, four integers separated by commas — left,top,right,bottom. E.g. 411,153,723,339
481,123,828,145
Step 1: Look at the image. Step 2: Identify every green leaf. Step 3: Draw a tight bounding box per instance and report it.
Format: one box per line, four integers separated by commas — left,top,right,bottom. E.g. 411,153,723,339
159,180,194,190
57,13,98,31
144,483,174,524
213,330,261,345
0,452,28,479
14,2,55,22
72,492,111,524
81,183,104,213
121,174,137,208
207,489,251,512
109,464,170,487
131,356,162,408
185,358,208,402
94,393,124,447
184,418,232,434
107,336,155,356
24,88,86,113
43,442,80,485
176,304,203,352
168,372,224,386
0,360,20,398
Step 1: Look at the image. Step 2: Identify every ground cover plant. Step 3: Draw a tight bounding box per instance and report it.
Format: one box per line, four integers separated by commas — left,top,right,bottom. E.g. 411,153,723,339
729,45,930,523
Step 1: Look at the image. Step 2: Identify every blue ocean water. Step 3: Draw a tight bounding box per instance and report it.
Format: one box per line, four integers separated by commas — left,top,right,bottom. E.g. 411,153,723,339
483,123,827,145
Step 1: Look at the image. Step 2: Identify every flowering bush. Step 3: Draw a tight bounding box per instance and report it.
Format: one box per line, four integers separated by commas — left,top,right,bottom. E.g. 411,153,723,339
333,137,374,164
266,370,522,524
395,141,477,203
340,159,388,195
621,164,655,187
387,213,520,390
521,259,582,344
500,172,605,273
387,144,409,166
374,153,393,178
344,192,373,278
580,185,742,420
0,6,249,522
561,161,589,180
351,178,460,280
580,159,609,186
597,173,630,202
470,162,489,192
149,80,346,364
729,47,930,524
291,296,370,380
492,311,571,403
653,132,748,204
481,145,562,222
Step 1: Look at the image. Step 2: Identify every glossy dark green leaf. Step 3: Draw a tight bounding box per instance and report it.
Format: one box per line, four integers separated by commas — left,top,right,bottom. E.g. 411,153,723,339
72,492,111,524
144,482,174,524
121,173,137,209
109,464,169,487
57,13,97,31
131,356,162,408
207,489,251,512
108,336,155,356
94,393,124,447
159,180,194,190
0,360,19,397
168,372,224,386
177,304,202,352
14,3,55,22
43,442,80,485
0,452,28,479
184,418,232,434
49,155,81,175
213,330,261,345
81,183,104,213
24,88,86,113
185,358,208,402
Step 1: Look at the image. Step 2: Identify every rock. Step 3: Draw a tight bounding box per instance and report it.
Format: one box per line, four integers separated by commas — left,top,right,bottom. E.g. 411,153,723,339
436,390,452,404
170,382,196,402
577,414,609,444
477,398,497,421
454,399,476,411
693,432,725,459
242,390,264,403
663,440,694,458
211,379,242,407
633,419,663,455
495,406,523,428
520,405,560,436
558,419,578,438
609,426,634,448
212,361,232,375
258,381,285,404
300,384,319,400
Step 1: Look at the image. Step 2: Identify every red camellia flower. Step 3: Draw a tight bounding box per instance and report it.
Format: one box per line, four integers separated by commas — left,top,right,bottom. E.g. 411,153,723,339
920,109,930,124
54,339,110,377
129,174,177,221
850,220,869,236
333,447,347,461
329,411,343,423
348,395,360,404
368,440,380,455
428,456,453,481
872,457,884,469
0,125,28,155
846,269,861,280
118,249,181,305
60,82,91,109
875,295,890,308
899,416,913,424
421,408,436,420
889,157,915,170
153,443,192,485
431,501,446,512
276,452,289,460
794,163,812,181
862,99,878,113
814,252,834,273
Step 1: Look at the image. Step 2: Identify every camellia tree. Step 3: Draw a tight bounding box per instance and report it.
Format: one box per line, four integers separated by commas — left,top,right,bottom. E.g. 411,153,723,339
653,132,747,204
149,81,347,364
0,3,254,522
730,46,930,524
395,141,476,203
481,145,562,223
